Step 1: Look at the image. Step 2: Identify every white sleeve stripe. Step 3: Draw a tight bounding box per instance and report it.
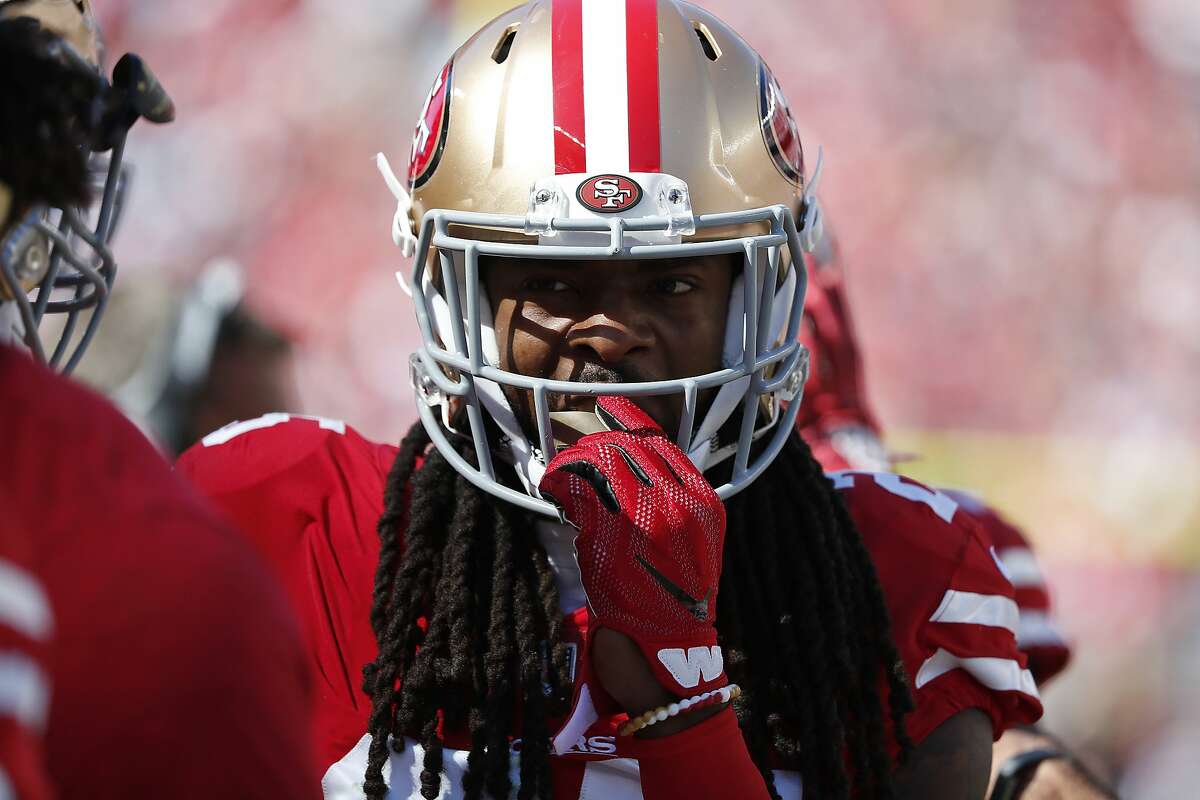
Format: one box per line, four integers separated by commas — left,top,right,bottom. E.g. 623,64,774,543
1017,610,1068,648
202,412,291,446
915,648,1041,699
929,590,1020,634
0,654,50,731
0,560,52,641
997,548,1045,588
201,413,346,447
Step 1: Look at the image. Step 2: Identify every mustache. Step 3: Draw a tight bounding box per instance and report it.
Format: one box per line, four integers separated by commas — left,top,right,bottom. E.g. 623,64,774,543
573,362,650,384
546,362,655,413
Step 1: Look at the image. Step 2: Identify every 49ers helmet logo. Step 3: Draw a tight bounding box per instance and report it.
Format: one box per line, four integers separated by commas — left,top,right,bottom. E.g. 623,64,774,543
577,174,643,213
408,59,453,189
758,61,804,185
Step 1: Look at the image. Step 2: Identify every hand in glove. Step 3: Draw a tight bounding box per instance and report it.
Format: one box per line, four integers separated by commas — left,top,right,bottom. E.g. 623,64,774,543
540,396,728,710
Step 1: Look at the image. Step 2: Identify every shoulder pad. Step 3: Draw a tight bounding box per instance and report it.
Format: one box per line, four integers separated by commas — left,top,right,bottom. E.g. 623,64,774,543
178,413,393,496
829,470,962,525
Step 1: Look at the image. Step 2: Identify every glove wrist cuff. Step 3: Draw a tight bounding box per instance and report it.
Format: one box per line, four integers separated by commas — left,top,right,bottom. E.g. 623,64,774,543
616,628,726,697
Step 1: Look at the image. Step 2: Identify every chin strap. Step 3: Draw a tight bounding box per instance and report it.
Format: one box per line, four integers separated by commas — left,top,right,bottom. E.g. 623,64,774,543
799,146,825,253
376,152,418,259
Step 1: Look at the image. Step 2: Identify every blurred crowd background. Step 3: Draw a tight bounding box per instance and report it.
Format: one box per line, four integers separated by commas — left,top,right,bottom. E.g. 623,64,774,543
81,0,1198,795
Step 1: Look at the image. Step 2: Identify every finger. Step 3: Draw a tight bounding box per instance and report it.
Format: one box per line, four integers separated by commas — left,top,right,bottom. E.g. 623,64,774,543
548,459,621,514
603,442,652,487
646,446,684,486
595,396,662,435
536,484,572,527
644,434,720,498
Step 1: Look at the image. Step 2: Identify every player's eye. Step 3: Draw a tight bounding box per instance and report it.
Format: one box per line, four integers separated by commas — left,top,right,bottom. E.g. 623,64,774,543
522,278,572,292
653,278,696,296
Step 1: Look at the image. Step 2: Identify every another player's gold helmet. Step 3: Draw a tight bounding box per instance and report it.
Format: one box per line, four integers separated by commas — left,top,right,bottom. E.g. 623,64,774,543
379,0,823,516
0,0,173,372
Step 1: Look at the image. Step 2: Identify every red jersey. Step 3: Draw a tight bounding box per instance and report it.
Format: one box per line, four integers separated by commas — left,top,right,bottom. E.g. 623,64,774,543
941,490,1071,685
803,430,1072,688
0,500,54,800
0,345,319,799
178,414,1042,798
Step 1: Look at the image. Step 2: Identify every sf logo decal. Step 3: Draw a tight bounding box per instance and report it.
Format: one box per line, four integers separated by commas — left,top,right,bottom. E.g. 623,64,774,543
577,174,643,213
593,178,632,207
408,60,453,188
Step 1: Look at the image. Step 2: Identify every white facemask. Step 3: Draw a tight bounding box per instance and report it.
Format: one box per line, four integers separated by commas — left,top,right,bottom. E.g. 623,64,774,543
0,300,27,351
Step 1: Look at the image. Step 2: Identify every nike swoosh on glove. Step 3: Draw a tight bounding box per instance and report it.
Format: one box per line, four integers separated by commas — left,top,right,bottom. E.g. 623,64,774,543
540,396,728,712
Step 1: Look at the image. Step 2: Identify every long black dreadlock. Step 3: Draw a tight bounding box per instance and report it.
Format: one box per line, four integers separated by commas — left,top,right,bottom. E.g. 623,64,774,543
363,422,913,800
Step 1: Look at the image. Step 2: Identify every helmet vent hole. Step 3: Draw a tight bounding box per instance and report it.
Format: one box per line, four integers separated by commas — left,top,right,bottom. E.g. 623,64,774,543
693,22,721,61
492,24,519,64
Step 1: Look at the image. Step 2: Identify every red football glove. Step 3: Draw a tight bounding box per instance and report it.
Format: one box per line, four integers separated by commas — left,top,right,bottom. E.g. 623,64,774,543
539,396,728,706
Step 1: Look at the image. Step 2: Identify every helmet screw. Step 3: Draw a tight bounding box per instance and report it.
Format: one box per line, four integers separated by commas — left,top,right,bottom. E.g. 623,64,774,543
535,189,553,204
668,188,683,203
18,240,49,282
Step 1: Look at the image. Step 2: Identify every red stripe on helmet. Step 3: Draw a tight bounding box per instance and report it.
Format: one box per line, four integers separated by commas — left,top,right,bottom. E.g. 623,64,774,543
552,0,587,174
624,0,660,172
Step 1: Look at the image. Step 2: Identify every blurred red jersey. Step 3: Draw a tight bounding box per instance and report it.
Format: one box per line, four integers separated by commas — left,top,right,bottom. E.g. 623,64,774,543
0,344,319,799
805,425,1072,688
0,500,54,800
940,490,1071,685
795,233,1071,688
796,241,883,440
179,414,1042,798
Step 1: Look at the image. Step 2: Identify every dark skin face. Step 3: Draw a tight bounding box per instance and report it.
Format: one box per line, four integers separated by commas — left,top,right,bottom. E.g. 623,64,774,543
482,253,736,438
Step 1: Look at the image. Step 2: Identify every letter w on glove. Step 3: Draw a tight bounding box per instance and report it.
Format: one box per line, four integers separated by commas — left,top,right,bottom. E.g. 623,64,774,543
540,396,728,753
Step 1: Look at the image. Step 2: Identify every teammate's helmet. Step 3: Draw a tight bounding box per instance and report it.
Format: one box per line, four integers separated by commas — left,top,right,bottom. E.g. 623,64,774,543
381,0,823,516
0,0,173,373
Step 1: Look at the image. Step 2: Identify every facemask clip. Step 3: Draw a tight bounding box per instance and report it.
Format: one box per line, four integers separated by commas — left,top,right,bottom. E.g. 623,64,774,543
798,147,825,252
657,177,696,237
409,352,446,408
525,179,568,236
782,346,810,401
0,209,52,296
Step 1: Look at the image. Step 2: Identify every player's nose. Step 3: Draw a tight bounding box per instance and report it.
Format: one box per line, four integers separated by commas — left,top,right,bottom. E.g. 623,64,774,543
566,309,655,366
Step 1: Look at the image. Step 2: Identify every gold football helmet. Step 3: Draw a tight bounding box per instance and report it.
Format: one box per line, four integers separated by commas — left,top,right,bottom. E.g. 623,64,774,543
379,0,823,516
0,0,174,372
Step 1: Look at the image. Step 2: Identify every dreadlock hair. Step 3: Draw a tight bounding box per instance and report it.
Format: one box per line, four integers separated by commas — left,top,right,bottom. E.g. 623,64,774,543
362,421,573,800
364,422,914,800
714,434,915,799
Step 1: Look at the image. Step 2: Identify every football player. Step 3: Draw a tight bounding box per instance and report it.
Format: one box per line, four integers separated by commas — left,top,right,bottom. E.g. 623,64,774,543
0,1,317,796
796,230,1117,799
179,2,1042,798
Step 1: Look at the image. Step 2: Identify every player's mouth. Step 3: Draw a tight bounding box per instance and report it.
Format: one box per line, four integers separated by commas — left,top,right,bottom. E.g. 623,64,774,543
545,364,680,447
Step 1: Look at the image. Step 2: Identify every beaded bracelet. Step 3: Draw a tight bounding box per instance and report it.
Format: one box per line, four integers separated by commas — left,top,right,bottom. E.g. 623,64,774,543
617,684,742,736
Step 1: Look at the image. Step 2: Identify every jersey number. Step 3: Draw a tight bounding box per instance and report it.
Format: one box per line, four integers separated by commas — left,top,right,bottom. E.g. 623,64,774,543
826,471,959,524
